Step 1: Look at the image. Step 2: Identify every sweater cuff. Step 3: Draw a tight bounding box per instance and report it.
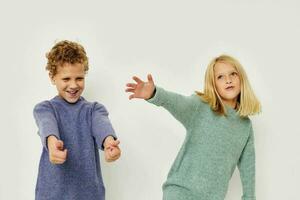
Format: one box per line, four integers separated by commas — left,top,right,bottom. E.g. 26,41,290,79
97,132,117,151
242,195,256,200
41,133,60,151
146,86,163,106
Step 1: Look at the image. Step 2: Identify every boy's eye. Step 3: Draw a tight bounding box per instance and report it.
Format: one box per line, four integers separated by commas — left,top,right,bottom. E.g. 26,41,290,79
62,78,70,81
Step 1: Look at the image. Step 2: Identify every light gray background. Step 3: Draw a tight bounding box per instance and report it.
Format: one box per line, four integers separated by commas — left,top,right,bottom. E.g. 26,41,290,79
0,0,299,199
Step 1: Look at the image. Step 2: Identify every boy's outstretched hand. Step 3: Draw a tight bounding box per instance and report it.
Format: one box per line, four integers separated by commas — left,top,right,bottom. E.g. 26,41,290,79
125,74,155,100
103,136,121,162
47,135,68,164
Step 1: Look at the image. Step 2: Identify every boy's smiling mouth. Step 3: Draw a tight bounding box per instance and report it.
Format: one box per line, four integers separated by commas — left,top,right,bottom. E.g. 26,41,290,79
66,90,80,97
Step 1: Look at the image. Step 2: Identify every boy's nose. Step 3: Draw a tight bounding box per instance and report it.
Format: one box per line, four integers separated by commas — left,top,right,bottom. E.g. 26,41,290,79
69,81,78,88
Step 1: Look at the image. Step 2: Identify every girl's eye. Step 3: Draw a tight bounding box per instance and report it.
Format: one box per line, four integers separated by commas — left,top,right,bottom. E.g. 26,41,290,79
217,75,223,80
231,72,238,76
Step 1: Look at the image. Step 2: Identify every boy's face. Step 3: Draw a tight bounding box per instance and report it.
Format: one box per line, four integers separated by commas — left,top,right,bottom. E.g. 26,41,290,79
214,62,241,107
50,63,85,103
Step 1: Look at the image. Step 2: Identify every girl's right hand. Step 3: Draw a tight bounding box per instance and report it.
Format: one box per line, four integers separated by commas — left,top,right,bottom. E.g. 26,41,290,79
126,74,155,100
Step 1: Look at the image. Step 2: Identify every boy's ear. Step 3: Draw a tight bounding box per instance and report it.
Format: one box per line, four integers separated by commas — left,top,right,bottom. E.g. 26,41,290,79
49,73,55,85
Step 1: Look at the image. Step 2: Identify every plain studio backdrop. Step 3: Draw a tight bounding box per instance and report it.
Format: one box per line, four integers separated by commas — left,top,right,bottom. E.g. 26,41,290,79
0,0,299,199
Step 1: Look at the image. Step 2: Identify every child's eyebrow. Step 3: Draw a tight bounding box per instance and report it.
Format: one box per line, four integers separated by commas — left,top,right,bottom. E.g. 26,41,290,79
215,70,238,76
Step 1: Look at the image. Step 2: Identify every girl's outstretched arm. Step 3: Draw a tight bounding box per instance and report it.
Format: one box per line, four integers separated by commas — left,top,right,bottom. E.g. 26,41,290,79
126,74,199,129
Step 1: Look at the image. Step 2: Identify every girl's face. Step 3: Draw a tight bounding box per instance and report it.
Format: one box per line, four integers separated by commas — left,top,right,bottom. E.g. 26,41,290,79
214,62,241,108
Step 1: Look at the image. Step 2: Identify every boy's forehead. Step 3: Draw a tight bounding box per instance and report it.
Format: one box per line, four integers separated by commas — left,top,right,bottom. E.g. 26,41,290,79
56,63,85,74
59,62,84,68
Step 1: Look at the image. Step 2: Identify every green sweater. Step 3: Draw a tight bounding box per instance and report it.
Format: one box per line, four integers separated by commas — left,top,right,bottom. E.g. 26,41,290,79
147,87,255,200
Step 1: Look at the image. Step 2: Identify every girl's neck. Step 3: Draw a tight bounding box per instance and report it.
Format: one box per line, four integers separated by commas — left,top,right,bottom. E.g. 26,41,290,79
223,99,238,109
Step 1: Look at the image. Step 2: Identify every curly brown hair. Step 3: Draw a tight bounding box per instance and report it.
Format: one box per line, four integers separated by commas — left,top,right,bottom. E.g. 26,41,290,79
46,40,89,77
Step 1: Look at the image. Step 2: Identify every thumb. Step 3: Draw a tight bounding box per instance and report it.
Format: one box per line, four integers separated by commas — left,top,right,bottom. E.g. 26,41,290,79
111,140,120,147
147,74,154,84
106,140,120,148
55,140,64,150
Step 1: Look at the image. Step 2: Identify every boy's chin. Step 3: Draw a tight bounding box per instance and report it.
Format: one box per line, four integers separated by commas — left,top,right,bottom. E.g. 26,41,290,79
66,98,80,103
61,96,81,104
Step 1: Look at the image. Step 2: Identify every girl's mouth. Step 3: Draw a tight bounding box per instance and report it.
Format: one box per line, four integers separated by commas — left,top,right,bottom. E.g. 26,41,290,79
225,86,234,90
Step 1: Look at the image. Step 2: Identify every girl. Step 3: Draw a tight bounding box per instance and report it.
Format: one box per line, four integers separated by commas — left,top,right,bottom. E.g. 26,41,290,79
125,55,260,200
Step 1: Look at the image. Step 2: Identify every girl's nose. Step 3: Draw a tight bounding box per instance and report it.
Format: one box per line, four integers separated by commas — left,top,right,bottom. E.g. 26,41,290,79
225,76,232,84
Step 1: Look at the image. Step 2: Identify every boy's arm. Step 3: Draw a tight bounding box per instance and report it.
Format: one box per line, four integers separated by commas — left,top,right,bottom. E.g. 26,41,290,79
237,125,256,200
91,103,117,150
33,101,60,151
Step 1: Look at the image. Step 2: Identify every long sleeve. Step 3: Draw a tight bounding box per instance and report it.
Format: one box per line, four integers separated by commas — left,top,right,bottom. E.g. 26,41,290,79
147,87,199,129
33,101,60,150
91,102,116,150
238,125,256,200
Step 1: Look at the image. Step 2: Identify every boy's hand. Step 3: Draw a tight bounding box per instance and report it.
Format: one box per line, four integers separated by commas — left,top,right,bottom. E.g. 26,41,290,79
104,136,121,162
47,135,68,164
125,74,155,100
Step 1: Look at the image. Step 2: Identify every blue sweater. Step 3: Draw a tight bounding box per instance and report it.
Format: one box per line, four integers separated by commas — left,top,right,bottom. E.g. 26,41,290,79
33,96,116,200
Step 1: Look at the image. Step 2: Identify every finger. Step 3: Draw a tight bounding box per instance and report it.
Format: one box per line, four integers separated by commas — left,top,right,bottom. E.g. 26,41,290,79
107,147,118,155
52,158,66,164
106,153,117,161
109,148,121,159
105,147,114,154
147,74,154,84
132,76,143,84
53,149,67,159
125,88,135,93
126,83,137,88
109,151,121,160
105,146,112,151
107,139,120,146
50,155,66,164
109,147,120,156
129,94,135,100
105,152,113,162
111,140,120,146
55,140,64,150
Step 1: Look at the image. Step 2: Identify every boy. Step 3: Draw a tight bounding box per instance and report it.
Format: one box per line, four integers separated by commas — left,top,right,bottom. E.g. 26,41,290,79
33,40,121,200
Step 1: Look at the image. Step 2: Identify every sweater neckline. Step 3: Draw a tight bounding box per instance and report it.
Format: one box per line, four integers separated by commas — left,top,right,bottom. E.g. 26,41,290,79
53,95,84,105
225,105,239,117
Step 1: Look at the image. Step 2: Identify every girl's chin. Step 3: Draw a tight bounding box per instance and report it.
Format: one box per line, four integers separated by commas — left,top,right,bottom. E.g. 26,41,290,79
220,93,239,101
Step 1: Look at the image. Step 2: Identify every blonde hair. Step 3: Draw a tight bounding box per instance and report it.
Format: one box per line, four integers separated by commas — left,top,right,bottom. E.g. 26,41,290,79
46,40,89,77
196,55,261,117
